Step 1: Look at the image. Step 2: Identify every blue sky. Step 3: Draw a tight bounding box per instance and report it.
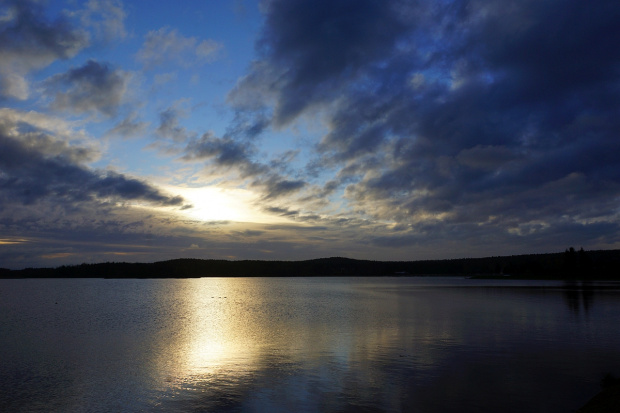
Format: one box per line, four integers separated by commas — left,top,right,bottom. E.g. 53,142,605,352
1,0,620,268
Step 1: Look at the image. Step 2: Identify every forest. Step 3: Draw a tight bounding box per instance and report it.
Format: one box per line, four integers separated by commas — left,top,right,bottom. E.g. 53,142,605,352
2,248,619,279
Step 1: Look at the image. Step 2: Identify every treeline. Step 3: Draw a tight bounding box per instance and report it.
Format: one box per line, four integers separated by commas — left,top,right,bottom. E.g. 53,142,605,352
2,248,620,279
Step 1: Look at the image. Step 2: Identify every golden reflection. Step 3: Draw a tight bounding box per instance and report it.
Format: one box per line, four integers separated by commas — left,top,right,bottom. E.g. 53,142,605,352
150,278,464,403
186,296,252,374
156,278,263,390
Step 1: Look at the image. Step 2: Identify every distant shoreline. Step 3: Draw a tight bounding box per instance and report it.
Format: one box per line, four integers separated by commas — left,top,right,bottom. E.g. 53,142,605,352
577,382,620,413
2,249,620,279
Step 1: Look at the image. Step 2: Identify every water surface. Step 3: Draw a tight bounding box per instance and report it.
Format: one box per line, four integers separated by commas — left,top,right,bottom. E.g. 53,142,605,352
1,277,619,412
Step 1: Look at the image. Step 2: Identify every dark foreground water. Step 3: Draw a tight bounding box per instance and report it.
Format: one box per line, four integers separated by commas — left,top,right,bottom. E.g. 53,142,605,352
1,277,620,412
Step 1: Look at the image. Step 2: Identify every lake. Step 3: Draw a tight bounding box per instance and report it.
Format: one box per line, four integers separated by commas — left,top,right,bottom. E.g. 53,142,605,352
1,277,619,412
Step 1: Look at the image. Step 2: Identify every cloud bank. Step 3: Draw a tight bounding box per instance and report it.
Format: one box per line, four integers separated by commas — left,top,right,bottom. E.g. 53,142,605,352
217,0,620,250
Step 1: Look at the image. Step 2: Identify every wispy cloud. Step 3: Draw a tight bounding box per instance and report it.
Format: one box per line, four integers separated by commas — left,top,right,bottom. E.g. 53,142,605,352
71,0,127,42
104,111,148,139
136,26,222,69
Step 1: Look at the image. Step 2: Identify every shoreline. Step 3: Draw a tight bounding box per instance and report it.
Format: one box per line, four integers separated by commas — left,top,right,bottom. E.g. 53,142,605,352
2,250,620,279
577,384,620,413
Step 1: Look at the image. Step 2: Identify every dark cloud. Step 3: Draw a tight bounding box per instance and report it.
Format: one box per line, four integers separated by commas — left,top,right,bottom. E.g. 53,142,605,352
182,132,306,201
0,0,88,99
370,219,620,259
225,109,270,140
90,172,184,206
0,218,356,269
235,229,265,237
183,131,264,175
228,0,620,249
44,60,129,117
456,145,519,171
229,0,414,126
0,115,186,209
264,206,298,217
253,176,306,200
466,1,620,104
316,180,339,197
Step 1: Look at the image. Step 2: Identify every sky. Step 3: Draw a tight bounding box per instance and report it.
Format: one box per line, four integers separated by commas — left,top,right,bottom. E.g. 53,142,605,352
1,0,620,269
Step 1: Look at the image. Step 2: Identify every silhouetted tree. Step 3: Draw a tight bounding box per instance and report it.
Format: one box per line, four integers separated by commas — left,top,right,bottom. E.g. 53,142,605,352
577,247,593,278
563,247,578,278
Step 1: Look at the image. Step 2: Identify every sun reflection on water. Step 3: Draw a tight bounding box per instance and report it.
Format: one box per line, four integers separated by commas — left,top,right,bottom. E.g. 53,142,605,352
9,277,605,413
162,278,256,385
149,278,477,411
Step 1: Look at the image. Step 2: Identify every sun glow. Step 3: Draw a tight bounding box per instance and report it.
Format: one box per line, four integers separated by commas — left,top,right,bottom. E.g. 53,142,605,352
167,185,288,224
0,238,28,245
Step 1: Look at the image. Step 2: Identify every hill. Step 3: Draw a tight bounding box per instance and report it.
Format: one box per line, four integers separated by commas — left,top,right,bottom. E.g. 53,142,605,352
2,248,620,279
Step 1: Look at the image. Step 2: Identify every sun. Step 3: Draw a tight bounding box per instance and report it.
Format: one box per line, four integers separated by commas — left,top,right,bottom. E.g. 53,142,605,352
166,185,288,224
173,186,253,222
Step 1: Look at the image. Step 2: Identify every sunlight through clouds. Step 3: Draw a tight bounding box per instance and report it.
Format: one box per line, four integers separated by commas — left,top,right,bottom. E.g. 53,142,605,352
167,186,290,224
2,0,620,268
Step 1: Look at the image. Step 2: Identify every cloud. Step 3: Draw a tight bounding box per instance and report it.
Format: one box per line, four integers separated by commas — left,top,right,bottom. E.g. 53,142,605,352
225,109,270,140
0,110,187,209
181,131,309,203
2,0,620,269
456,145,519,171
263,206,300,218
0,107,89,143
182,131,271,184
0,108,99,163
71,0,127,42
155,105,194,143
105,112,148,139
44,60,130,117
90,172,185,206
228,0,415,126
136,27,222,69
237,230,265,237
225,0,620,249
0,0,89,99
253,176,306,200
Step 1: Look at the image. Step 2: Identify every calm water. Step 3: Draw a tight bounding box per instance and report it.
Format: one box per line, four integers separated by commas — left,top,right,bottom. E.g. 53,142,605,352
1,277,620,412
